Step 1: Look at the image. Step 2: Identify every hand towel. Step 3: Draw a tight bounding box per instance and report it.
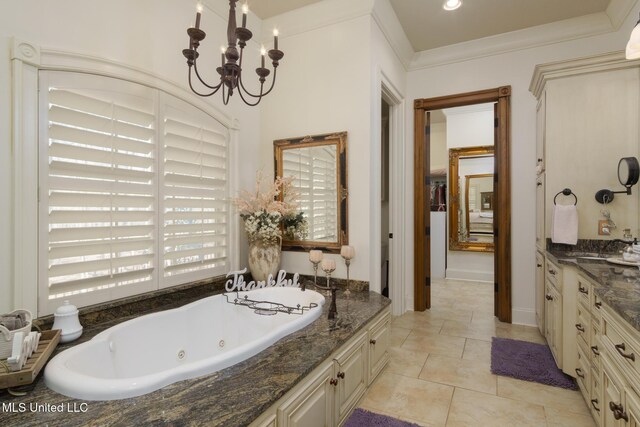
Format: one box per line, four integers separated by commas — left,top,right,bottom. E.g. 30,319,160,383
551,204,578,245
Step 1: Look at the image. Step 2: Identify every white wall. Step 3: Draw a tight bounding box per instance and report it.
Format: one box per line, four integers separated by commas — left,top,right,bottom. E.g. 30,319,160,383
404,6,640,325
0,0,262,314
444,109,495,282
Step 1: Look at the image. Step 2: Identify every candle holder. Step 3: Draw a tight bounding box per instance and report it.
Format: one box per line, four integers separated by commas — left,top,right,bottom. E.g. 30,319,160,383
308,250,323,289
344,259,352,297
340,245,355,297
317,263,337,319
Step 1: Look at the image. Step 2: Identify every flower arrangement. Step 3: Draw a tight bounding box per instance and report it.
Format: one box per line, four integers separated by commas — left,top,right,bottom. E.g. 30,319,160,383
232,172,306,245
283,211,309,241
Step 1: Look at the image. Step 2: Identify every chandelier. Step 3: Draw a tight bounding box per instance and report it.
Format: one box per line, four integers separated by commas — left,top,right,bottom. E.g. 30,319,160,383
182,1,284,106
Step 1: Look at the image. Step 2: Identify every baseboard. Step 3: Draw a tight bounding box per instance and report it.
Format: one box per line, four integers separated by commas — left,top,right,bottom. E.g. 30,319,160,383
512,308,537,327
445,268,494,283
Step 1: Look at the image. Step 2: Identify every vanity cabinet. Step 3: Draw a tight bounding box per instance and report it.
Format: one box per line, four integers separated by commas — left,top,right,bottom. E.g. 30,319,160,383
251,307,390,427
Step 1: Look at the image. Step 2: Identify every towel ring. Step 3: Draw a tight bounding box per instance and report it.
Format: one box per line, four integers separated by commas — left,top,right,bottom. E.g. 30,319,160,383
554,188,577,205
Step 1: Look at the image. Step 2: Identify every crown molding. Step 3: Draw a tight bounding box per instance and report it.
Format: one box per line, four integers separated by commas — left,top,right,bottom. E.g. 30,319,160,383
409,12,616,71
528,50,640,98
607,0,639,29
259,0,374,44
370,0,414,70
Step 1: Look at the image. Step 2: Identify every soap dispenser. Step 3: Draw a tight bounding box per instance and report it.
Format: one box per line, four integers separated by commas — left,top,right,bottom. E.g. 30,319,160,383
52,301,83,343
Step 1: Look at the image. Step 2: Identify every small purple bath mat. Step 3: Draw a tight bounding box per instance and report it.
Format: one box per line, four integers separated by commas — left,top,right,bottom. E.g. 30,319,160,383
491,337,577,390
344,409,421,427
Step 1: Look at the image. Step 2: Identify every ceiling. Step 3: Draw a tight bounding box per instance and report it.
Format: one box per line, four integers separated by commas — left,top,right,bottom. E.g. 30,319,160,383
249,0,612,52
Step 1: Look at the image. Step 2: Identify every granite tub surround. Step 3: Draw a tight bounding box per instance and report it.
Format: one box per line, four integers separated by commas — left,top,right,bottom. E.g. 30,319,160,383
0,289,389,427
545,250,640,333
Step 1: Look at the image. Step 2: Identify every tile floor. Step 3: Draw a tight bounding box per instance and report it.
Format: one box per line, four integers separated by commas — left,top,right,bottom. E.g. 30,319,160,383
356,278,595,427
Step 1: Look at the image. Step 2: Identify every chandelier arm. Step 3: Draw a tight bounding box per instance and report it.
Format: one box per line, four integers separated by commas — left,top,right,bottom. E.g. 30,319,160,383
237,66,278,99
188,68,223,97
192,55,224,90
237,81,265,106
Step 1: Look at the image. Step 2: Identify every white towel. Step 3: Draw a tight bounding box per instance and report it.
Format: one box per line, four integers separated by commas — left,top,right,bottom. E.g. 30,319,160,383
551,204,578,245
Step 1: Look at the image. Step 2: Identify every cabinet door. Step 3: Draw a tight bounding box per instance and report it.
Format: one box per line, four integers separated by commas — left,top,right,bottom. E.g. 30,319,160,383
368,310,391,384
602,356,626,427
334,333,368,426
545,282,562,368
278,362,334,427
626,386,640,427
535,251,545,335
536,91,546,168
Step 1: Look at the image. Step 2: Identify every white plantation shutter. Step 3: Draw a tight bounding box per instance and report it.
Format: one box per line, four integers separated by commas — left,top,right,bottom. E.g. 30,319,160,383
39,72,157,313
38,71,231,314
283,146,337,241
161,95,229,285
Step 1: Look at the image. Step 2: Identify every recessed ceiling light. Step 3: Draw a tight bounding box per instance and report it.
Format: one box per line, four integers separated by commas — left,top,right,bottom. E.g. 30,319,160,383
443,0,462,11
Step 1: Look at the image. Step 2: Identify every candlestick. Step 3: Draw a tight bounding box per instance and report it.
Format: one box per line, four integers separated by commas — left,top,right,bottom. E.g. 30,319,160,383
221,47,226,68
195,3,203,29
309,250,323,287
241,3,248,28
260,46,265,68
273,28,279,50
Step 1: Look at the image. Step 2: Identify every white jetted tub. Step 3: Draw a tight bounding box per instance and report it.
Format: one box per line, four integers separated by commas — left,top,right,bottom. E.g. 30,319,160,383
44,287,325,400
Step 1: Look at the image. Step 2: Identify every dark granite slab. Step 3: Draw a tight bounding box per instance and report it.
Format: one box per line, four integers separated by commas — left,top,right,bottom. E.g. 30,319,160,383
0,289,389,427
545,250,640,332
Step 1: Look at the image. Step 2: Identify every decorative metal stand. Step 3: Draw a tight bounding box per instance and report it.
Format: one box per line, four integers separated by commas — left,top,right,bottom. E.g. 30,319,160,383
223,292,317,316
315,267,338,319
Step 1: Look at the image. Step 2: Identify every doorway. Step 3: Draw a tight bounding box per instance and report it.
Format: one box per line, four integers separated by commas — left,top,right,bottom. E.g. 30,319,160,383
381,99,390,298
413,87,512,323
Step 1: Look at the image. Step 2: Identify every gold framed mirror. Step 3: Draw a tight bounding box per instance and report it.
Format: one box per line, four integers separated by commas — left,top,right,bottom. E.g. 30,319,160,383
449,145,494,252
274,132,348,253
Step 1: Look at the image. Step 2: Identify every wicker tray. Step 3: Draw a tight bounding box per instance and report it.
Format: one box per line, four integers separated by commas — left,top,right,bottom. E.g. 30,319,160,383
0,329,61,389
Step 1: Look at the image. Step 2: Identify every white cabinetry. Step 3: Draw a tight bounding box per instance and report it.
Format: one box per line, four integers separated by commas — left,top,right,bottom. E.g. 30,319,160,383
535,251,545,334
544,258,563,367
251,307,391,427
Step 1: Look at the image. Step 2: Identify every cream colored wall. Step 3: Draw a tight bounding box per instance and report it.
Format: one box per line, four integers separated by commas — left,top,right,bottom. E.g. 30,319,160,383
0,0,262,314
405,6,640,325
430,122,447,171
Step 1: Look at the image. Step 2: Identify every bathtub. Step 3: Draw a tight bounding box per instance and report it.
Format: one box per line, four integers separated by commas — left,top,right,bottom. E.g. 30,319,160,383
44,287,325,400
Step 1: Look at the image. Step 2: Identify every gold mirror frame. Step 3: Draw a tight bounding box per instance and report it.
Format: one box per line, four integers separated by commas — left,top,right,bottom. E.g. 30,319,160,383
449,145,495,252
274,132,348,253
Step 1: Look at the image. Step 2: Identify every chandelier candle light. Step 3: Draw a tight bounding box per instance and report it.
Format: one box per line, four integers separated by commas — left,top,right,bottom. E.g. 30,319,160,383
340,245,355,296
182,1,284,105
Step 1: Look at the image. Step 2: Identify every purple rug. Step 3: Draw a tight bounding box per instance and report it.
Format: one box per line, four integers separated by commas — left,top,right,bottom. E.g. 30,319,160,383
491,337,577,390
344,409,421,427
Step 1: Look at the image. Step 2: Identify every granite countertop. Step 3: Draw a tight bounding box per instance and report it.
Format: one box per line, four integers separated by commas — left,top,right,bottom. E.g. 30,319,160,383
546,250,640,332
0,288,390,427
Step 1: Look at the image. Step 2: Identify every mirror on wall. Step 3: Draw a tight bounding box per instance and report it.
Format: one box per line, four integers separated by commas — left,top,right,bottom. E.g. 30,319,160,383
274,132,348,253
449,145,495,252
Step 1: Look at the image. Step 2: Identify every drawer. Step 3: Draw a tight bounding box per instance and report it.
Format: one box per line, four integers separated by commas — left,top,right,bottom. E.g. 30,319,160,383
545,259,561,289
602,308,640,385
590,367,602,425
576,302,591,354
590,322,601,371
576,277,590,311
575,345,590,402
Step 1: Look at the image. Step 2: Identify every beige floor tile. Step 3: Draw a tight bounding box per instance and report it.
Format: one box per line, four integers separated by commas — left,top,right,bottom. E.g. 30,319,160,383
439,319,497,342
402,331,467,358
392,315,445,333
387,346,429,378
497,377,590,416
544,406,596,427
390,326,411,347
359,371,454,426
462,338,492,364
419,354,496,394
445,387,547,427
496,325,547,344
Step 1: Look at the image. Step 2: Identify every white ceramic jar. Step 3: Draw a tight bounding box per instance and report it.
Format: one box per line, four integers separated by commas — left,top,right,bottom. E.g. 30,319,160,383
52,301,83,343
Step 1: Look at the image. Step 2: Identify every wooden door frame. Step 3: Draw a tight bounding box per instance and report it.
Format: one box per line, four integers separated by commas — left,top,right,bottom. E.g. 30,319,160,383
413,86,512,323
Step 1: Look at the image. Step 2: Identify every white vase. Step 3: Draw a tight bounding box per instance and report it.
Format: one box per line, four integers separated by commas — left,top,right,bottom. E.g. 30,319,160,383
248,240,281,282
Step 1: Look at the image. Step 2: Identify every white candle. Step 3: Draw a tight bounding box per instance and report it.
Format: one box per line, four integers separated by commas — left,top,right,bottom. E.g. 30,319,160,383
309,250,323,263
321,258,336,271
340,245,355,260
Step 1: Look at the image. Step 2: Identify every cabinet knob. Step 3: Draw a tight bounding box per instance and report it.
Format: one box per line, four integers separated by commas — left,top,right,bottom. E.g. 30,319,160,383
575,323,585,333
614,343,636,361
609,402,629,421
548,269,557,275
575,368,585,379
594,301,602,309
545,294,553,301
537,263,542,268
330,378,338,386
591,399,600,412
591,346,600,356
370,339,377,345
337,371,345,379
536,182,542,187
578,285,588,295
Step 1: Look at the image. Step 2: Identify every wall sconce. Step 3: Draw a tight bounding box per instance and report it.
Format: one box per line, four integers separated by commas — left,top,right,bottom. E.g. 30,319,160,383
595,157,640,203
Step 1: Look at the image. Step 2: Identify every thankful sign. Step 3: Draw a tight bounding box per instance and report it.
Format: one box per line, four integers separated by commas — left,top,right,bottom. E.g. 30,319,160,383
225,268,301,292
